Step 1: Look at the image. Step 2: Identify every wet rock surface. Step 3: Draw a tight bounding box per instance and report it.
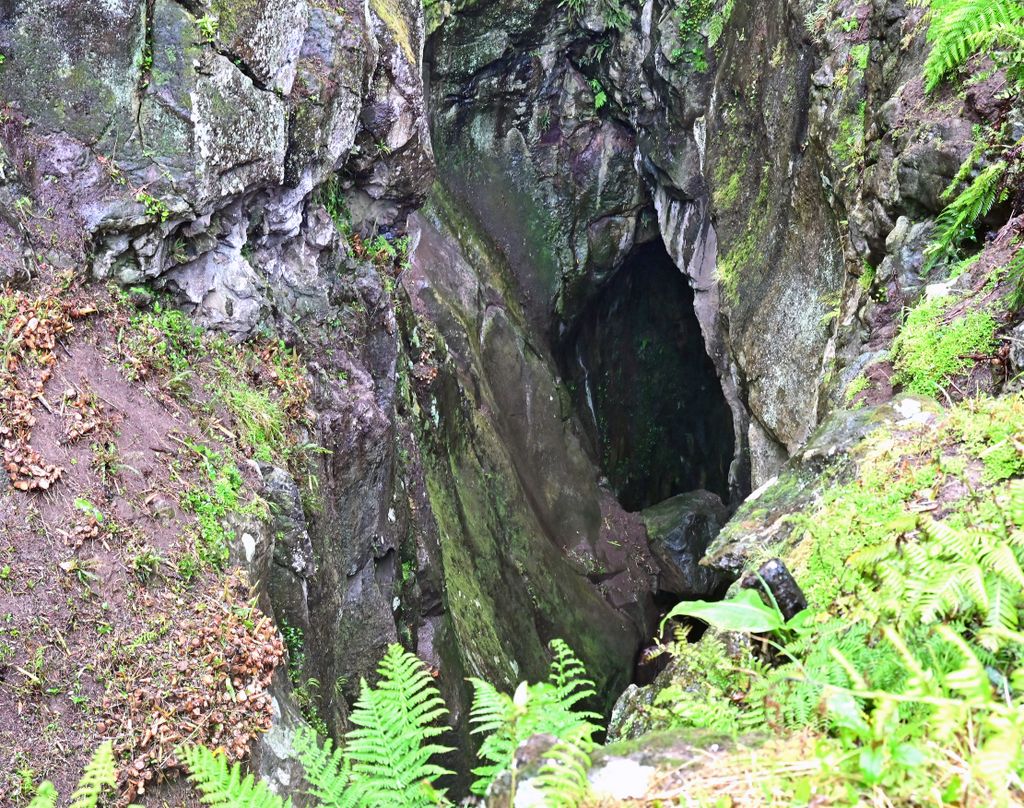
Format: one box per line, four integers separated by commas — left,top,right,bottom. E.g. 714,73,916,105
642,490,732,601
1,0,1016,800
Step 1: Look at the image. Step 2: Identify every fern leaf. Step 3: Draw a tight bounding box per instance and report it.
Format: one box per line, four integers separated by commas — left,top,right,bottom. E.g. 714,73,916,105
534,727,594,808
984,578,1019,632
293,726,356,808
981,541,1024,589
343,644,453,808
1011,479,1024,527
925,161,1007,267
923,0,1024,91
181,745,291,808
69,742,117,808
27,783,57,808
548,639,598,713
469,641,600,798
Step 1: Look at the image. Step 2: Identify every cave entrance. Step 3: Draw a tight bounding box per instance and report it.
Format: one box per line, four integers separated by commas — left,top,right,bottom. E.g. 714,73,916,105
563,239,734,512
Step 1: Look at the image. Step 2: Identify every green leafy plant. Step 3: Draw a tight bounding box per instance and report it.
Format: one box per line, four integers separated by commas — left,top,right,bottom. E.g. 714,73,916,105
890,294,996,396
588,79,607,111
558,0,586,21
533,725,595,808
195,14,220,42
135,191,171,223
660,587,787,634
28,742,116,808
181,745,291,808
921,0,1024,92
343,644,453,806
184,644,453,808
851,483,1024,637
924,161,1007,268
468,639,600,796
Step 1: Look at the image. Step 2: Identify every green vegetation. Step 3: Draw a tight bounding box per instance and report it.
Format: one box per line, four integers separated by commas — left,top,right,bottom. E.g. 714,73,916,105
917,2,1023,274
588,78,607,111
118,299,311,466
850,42,869,70
890,294,997,396
925,161,1007,269
922,0,1024,92
179,443,249,568
643,394,1024,804
183,641,599,807
468,638,599,795
195,14,220,42
135,191,170,223
27,742,116,808
668,0,733,69
671,0,713,69
715,164,771,303
713,168,742,210
843,372,869,403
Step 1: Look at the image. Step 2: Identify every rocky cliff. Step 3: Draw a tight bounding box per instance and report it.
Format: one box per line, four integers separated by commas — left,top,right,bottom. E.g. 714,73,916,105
0,0,1021,802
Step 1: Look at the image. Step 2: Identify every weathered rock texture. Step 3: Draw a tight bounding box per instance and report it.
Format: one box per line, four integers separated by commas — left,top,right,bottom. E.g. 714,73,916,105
2,0,1016,799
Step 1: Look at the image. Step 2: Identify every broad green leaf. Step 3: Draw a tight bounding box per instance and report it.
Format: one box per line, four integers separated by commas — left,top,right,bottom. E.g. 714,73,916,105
858,746,885,785
660,588,784,634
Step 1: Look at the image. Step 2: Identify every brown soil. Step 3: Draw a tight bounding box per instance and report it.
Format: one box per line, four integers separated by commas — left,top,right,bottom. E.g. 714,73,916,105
0,276,285,806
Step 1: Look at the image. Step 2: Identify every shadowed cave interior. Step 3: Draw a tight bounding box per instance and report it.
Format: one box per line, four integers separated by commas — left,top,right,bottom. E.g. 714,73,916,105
562,238,735,513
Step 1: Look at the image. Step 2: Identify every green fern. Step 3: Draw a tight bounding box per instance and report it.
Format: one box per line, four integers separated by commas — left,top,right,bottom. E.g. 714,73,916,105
69,742,117,808
533,725,594,808
922,0,1024,91
291,725,356,808
187,645,452,808
343,644,453,808
829,623,1024,795
182,745,292,808
925,161,1007,268
851,483,1024,647
27,743,117,808
27,783,57,808
468,640,600,796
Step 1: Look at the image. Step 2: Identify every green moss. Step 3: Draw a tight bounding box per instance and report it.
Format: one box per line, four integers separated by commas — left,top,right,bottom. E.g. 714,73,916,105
715,164,771,303
850,43,869,71
713,169,742,211
946,394,1024,482
370,0,416,64
890,296,997,396
832,101,867,169
844,372,869,403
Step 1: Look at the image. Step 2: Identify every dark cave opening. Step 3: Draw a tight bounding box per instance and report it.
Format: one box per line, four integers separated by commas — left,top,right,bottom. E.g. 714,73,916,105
562,239,735,512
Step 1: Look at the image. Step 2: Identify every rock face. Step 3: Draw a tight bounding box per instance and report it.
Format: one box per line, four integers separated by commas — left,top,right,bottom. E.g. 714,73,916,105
0,0,657,780
1,0,1010,799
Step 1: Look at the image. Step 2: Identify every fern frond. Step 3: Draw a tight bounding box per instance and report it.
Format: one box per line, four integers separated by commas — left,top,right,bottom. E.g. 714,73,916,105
469,640,600,798
27,783,57,808
181,745,291,808
925,161,1007,267
923,0,1024,91
980,541,1024,589
69,741,117,808
548,639,598,713
293,726,356,808
984,578,1019,632
344,644,453,808
1011,480,1024,527
534,726,594,808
